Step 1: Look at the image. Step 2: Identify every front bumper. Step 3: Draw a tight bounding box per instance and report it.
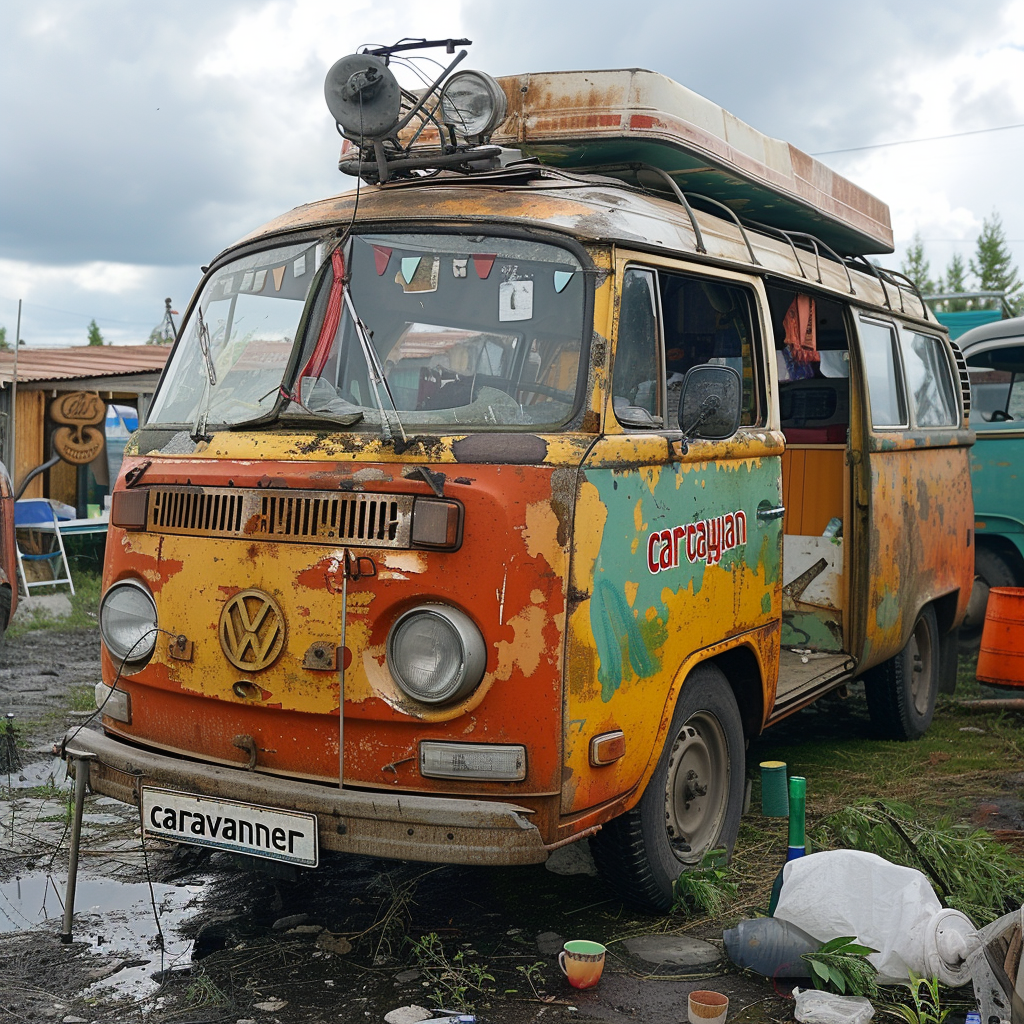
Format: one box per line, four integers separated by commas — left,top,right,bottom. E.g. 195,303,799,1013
62,728,549,866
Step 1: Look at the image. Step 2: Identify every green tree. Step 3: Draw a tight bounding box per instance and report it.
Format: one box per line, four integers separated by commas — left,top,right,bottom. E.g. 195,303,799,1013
971,212,1023,314
0,326,8,352
901,231,936,295
943,252,970,312
87,319,105,346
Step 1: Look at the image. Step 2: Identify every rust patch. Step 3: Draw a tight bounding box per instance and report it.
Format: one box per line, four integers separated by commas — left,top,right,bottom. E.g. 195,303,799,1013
451,434,549,464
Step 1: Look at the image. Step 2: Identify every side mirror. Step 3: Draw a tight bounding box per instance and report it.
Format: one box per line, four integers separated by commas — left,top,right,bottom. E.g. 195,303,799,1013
677,364,742,440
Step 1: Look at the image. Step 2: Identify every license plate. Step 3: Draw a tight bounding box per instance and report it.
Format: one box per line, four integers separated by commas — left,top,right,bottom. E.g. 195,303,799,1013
141,787,318,867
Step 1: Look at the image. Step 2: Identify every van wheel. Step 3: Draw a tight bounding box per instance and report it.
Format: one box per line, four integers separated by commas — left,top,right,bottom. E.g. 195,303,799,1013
864,604,939,740
960,548,1018,650
590,664,745,913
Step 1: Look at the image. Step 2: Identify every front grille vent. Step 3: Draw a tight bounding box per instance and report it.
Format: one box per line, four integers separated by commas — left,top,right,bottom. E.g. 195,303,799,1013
148,487,414,547
949,339,972,423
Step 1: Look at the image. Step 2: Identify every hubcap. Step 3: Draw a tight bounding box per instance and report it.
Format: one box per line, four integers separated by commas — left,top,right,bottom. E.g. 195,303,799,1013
663,711,730,866
908,615,935,716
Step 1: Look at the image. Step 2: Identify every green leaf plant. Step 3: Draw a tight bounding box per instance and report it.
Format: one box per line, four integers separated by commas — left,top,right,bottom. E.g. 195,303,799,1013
802,936,879,997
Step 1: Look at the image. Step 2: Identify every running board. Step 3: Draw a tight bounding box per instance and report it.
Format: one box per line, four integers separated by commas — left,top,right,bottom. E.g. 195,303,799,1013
768,650,857,723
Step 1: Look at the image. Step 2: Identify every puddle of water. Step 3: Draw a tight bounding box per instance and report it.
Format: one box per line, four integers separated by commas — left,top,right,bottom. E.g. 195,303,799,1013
1,756,70,791
0,869,209,997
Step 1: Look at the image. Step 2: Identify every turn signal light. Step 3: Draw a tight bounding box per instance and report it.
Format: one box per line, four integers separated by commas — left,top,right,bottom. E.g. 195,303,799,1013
411,498,462,549
589,730,625,766
111,490,149,529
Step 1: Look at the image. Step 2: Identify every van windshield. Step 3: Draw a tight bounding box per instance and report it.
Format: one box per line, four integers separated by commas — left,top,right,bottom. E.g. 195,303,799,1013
148,234,587,432
289,233,586,431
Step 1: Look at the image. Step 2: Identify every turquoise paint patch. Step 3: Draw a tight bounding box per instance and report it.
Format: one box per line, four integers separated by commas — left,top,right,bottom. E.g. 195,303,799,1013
875,589,900,631
593,578,656,701
585,456,780,697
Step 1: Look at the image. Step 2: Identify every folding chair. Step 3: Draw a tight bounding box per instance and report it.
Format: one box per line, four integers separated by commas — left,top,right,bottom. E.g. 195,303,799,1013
14,499,75,596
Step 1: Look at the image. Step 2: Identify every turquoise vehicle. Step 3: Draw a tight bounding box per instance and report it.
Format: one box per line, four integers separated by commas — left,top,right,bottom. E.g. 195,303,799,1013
961,316,1024,644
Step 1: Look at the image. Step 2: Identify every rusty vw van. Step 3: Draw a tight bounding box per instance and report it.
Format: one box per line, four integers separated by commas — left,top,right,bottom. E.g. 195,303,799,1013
66,46,973,910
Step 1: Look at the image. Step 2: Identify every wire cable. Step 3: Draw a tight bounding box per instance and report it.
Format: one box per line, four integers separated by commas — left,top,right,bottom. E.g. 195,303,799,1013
812,121,1024,156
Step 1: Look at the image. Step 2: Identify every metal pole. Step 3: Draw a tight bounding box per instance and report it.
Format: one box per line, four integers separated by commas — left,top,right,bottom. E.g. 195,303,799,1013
60,752,95,943
9,300,20,480
338,551,347,791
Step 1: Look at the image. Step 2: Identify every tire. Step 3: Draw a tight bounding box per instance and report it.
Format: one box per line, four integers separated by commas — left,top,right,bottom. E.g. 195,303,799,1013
864,604,940,740
960,548,1018,650
591,664,745,913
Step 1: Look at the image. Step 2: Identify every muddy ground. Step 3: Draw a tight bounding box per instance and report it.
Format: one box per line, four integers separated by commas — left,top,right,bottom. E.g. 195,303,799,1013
0,624,1005,1024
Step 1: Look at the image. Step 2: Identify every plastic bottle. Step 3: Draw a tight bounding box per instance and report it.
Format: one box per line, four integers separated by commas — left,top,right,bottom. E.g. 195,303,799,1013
787,776,807,861
723,918,820,978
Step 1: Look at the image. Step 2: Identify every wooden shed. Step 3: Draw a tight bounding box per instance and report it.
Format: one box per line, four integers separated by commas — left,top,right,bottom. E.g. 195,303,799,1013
0,346,171,510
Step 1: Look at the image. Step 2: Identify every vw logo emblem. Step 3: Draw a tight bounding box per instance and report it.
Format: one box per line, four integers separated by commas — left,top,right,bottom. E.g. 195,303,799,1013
219,589,286,671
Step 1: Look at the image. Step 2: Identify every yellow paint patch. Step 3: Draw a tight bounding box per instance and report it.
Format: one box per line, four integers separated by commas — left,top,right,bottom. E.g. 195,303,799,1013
494,604,549,682
523,499,561,565
624,581,639,607
381,551,428,574
572,481,608,583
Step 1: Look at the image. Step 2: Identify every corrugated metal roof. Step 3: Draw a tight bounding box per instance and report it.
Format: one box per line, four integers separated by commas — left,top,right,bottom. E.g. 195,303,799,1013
0,345,172,385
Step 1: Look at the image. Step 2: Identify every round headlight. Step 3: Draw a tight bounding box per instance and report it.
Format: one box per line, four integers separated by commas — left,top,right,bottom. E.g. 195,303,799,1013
386,605,486,705
439,71,508,141
100,580,158,663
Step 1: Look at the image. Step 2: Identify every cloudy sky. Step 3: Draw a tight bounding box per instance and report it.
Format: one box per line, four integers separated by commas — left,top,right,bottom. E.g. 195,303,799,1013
2,0,1022,346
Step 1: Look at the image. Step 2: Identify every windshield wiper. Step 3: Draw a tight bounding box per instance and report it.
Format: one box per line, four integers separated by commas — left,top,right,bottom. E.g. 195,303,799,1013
190,307,219,443
342,288,407,443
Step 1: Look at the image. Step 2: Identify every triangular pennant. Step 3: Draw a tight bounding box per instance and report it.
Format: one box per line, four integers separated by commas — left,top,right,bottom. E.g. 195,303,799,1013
272,265,286,291
472,254,495,279
554,270,573,293
401,257,422,284
373,245,392,276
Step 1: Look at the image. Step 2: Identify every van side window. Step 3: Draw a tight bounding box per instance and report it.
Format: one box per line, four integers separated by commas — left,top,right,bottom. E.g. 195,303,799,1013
613,268,662,427
658,273,762,426
766,288,850,443
858,318,907,428
967,342,1024,422
899,330,958,427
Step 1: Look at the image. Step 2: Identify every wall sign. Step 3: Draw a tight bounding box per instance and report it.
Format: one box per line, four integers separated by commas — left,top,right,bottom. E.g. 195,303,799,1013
50,391,106,464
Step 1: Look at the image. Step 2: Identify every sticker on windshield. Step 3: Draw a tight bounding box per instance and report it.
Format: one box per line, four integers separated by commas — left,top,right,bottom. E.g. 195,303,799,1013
272,265,286,290
396,257,439,293
241,271,254,292
499,280,534,321
473,254,495,279
452,258,468,278
253,269,267,292
372,245,392,275
293,253,307,277
554,270,574,293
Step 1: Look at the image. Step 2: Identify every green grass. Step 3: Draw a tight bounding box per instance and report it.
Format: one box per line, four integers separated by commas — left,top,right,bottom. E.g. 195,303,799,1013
7,568,102,637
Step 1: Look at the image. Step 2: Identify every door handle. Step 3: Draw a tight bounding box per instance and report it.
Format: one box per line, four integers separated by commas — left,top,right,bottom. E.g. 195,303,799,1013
757,502,786,522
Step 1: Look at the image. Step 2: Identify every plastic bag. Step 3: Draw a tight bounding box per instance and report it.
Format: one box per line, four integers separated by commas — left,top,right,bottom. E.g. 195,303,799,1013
793,987,874,1024
772,850,977,985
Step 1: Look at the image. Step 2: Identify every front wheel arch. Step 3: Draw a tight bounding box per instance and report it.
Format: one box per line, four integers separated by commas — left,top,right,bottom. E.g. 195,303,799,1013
591,663,745,912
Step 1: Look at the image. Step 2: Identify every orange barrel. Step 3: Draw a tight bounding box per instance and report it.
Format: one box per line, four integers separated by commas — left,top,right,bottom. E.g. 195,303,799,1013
977,587,1024,687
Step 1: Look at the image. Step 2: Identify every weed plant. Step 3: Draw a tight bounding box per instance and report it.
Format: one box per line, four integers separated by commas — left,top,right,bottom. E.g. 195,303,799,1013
409,932,495,1011
672,847,739,917
802,936,879,997
885,971,951,1024
809,801,1024,925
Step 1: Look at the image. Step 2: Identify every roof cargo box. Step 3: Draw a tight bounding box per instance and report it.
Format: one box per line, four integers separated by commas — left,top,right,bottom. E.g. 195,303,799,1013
487,69,893,257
